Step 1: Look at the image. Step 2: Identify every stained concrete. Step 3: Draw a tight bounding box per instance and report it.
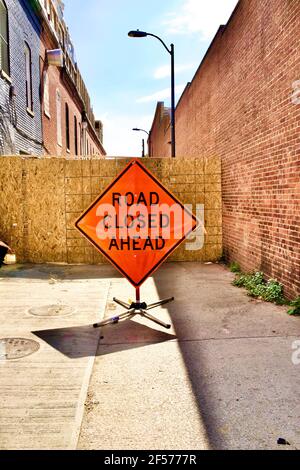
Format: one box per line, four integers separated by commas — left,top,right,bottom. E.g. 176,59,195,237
78,263,300,450
0,264,111,450
0,262,299,450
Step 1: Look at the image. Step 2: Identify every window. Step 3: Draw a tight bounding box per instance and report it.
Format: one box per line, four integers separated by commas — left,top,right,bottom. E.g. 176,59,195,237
44,71,50,117
79,122,82,155
74,115,78,155
44,0,49,13
0,0,9,76
56,89,62,146
65,103,70,151
25,42,33,111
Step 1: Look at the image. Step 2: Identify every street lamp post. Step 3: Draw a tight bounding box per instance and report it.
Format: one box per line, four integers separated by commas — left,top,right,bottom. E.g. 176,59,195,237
132,128,149,157
128,30,176,158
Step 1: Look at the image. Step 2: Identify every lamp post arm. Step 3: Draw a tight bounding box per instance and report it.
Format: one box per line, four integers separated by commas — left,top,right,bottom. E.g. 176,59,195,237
146,33,172,55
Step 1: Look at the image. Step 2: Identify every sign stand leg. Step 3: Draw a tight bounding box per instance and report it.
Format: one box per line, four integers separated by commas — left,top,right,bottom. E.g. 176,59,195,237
93,286,174,330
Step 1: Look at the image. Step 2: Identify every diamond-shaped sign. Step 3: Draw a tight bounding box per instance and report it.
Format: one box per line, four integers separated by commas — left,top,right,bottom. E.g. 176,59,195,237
75,159,198,287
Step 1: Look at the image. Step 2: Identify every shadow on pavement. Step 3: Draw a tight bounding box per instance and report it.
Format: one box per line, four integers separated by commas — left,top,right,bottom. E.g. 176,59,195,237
0,264,122,281
33,319,177,359
153,264,227,450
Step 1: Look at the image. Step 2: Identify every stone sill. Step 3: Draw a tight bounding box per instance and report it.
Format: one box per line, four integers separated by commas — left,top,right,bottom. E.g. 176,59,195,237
0,69,12,84
27,108,35,118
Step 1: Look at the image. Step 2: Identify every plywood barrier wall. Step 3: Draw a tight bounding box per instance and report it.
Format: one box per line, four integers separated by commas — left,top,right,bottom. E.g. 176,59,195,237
0,157,222,264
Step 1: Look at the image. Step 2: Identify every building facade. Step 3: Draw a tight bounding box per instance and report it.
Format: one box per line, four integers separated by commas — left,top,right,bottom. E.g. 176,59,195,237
0,0,105,157
0,0,43,155
38,0,105,157
148,102,171,158
149,0,300,299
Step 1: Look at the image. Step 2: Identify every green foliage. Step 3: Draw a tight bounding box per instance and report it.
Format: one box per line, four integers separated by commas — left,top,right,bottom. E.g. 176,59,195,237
233,271,286,305
229,262,241,273
233,271,263,289
288,297,300,316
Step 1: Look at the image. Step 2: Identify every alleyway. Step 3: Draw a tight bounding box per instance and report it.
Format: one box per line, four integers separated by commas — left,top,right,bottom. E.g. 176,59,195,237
0,263,299,450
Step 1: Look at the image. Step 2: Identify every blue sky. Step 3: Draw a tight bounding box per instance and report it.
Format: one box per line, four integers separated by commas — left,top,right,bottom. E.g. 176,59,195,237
63,0,238,156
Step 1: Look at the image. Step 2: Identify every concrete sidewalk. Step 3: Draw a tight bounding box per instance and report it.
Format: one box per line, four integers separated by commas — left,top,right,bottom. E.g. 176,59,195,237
0,263,299,450
0,265,112,449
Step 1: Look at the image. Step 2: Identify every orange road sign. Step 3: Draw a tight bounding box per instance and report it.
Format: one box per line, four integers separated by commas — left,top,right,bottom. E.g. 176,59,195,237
75,159,198,287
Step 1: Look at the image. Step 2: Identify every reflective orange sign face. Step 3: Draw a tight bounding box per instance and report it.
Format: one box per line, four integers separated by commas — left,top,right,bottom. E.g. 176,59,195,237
75,159,198,287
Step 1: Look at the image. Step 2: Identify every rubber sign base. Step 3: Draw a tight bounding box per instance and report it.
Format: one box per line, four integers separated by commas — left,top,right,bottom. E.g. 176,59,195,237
93,287,174,330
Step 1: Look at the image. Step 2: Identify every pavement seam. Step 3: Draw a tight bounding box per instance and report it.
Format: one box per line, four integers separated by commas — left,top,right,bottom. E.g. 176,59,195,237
176,334,300,343
98,334,299,347
69,280,111,450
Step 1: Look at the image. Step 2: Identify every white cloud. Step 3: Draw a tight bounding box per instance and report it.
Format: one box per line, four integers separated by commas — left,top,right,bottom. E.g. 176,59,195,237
137,84,186,103
154,63,196,79
99,113,153,157
163,0,238,40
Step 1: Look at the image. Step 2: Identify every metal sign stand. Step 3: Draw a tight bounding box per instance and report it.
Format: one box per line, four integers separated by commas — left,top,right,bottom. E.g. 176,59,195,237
93,287,174,330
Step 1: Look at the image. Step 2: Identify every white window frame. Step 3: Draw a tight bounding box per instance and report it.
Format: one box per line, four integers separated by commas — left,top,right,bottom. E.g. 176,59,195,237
56,88,62,146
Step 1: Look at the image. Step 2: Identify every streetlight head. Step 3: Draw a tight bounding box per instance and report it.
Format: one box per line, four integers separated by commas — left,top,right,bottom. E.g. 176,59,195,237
132,128,140,131
128,30,148,38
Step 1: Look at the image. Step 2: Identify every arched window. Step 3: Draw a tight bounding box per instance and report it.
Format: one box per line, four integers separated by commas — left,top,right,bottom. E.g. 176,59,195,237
65,103,70,151
25,42,33,111
79,122,82,155
74,115,78,155
0,0,10,76
44,71,50,117
56,89,62,146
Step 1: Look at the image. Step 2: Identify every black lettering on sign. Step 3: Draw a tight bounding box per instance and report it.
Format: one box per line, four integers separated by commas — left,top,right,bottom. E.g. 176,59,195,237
132,238,142,251
144,238,154,250
150,192,159,205
160,214,170,228
137,192,147,205
104,215,112,229
125,192,134,206
112,192,160,207
120,238,131,249
155,236,165,250
149,214,157,229
109,238,119,250
112,193,121,207
137,214,146,229
108,236,166,251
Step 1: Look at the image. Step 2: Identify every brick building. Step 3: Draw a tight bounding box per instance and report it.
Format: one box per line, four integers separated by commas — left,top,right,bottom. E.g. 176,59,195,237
149,0,300,299
0,0,43,155
0,0,105,157
38,0,105,157
148,102,171,158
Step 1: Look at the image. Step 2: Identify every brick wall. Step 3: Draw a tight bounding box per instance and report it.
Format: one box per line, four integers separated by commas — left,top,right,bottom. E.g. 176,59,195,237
0,0,43,155
150,0,300,299
149,102,171,158
0,156,222,266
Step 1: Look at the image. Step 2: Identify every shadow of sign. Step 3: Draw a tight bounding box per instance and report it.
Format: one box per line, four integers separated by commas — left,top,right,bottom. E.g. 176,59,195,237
33,320,177,359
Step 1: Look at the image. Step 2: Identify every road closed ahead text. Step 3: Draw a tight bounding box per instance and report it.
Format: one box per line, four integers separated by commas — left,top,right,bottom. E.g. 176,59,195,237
75,159,198,286
95,192,192,251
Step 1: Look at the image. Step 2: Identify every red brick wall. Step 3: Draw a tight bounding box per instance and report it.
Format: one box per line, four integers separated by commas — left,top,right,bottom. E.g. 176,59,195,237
151,0,300,299
149,102,171,158
40,27,105,158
